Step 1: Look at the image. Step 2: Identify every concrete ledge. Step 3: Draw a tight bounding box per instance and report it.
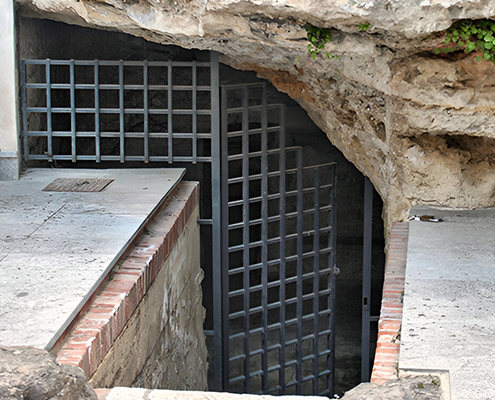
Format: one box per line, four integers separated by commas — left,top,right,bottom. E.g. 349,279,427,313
95,388,325,400
53,182,204,387
370,222,408,384
400,206,495,399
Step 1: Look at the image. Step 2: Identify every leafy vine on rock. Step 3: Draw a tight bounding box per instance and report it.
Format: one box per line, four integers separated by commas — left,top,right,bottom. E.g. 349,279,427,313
437,19,495,62
358,22,370,32
305,24,338,60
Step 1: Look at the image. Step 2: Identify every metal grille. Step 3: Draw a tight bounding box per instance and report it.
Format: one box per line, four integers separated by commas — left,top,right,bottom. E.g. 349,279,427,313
20,55,341,395
20,58,215,163
218,83,337,395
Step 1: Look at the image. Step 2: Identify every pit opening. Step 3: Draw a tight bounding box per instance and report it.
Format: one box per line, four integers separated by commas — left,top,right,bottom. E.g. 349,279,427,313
17,17,385,396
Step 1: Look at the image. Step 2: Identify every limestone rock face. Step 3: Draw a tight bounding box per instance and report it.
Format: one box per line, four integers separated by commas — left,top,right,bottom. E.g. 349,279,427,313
341,374,442,399
15,0,495,226
0,346,97,400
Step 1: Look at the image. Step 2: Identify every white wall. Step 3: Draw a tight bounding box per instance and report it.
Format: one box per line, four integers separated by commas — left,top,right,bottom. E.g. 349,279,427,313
0,0,19,180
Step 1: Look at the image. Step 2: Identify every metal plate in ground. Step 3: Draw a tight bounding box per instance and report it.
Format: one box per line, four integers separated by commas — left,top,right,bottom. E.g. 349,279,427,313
42,178,114,192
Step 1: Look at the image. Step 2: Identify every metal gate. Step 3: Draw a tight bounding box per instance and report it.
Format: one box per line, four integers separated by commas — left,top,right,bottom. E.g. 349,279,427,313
216,83,337,395
20,52,340,395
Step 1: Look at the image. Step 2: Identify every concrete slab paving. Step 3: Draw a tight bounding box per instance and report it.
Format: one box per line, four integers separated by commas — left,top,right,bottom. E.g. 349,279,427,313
0,168,184,350
400,206,495,400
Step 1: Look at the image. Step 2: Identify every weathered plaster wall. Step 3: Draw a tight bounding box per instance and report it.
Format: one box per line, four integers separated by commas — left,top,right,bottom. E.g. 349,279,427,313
14,0,495,227
88,205,207,390
0,0,20,180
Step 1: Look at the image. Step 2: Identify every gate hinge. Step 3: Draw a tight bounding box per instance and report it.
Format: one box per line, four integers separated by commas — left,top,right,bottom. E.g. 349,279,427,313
333,265,341,276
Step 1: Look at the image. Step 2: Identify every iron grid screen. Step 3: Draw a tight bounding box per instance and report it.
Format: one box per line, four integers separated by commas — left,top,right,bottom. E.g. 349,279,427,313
20,59,215,164
220,83,337,396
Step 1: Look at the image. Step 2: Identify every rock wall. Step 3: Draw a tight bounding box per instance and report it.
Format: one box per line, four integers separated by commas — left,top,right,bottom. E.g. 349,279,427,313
0,346,97,400
14,0,495,227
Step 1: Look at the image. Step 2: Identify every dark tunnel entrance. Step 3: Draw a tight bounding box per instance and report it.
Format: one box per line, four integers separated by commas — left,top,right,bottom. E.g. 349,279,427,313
17,17,385,397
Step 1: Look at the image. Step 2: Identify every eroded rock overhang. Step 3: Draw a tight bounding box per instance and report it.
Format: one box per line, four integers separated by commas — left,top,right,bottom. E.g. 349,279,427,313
15,0,495,227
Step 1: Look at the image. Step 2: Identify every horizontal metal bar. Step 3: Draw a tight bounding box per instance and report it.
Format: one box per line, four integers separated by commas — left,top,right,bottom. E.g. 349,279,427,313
23,59,211,67
228,321,287,340
226,126,280,138
226,103,283,114
228,206,333,230
229,326,331,343
27,154,212,162
198,219,213,225
247,365,281,379
267,386,282,394
26,107,212,115
228,184,334,207
227,145,300,161
229,269,333,296
228,343,282,362
227,162,335,184
228,291,331,319
228,225,333,253
25,131,212,139
221,82,265,90
228,248,333,275
228,375,246,384
229,282,332,299
25,83,212,92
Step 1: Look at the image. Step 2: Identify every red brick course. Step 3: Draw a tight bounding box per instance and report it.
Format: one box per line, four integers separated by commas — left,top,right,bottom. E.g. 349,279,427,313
370,222,409,385
52,181,199,378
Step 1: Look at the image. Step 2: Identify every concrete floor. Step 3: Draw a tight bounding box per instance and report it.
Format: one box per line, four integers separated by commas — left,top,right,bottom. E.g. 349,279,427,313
400,206,495,400
0,168,184,350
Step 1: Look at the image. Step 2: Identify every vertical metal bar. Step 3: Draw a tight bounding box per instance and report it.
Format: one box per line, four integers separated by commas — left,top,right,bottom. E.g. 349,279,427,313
167,60,173,163
192,60,198,164
69,60,76,162
361,177,373,381
295,148,303,393
278,105,287,394
210,51,224,391
119,61,125,163
220,87,232,393
20,60,28,163
143,61,150,163
327,164,337,395
241,86,251,393
312,168,321,394
220,85,230,392
260,84,269,393
45,59,53,161
94,60,101,163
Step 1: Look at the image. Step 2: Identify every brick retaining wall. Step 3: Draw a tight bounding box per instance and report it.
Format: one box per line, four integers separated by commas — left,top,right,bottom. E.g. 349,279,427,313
370,222,409,384
53,181,204,386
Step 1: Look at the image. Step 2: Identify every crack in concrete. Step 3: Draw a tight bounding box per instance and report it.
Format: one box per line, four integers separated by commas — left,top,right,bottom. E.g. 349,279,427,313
0,202,68,264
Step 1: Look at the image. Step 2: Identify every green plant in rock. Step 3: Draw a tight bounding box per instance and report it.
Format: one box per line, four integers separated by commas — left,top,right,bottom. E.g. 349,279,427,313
358,22,370,32
438,19,495,62
305,24,338,59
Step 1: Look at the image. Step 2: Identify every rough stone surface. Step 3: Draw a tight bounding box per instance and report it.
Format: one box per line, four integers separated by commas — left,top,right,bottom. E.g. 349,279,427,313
341,375,443,400
0,346,97,400
14,0,495,227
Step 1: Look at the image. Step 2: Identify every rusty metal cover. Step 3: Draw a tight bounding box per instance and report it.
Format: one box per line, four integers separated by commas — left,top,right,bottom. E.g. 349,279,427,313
42,178,114,192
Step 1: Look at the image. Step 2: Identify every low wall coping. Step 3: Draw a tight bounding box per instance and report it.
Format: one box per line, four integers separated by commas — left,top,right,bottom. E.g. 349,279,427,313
53,181,199,378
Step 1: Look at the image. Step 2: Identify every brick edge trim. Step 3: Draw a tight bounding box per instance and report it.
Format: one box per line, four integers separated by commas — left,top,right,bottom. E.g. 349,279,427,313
370,221,409,384
53,181,199,378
